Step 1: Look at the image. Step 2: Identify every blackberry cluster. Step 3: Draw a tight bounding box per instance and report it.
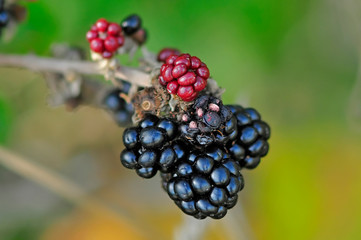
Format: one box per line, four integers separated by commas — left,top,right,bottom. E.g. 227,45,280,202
180,95,237,147
103,86,134,126
161,146,244,219
86,18,125,59
120,115,186,178
159,53,209,101
226,105,270,169
119,95,271,219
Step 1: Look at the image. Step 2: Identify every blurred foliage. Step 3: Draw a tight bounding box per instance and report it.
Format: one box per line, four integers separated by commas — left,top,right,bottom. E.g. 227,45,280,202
1,0,361,239
0,97,12,144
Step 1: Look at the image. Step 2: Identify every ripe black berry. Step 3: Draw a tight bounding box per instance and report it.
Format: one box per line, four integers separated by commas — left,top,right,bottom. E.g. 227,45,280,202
225,105,271,169
0,10,9,28
157,119,177,139
161,145,245,219
103,89,134,126
139,114,158,128
159,148,177,172
121,14,141,35
120,115,184,178
136,166,157,179
140,127,166,148
120,150,137,169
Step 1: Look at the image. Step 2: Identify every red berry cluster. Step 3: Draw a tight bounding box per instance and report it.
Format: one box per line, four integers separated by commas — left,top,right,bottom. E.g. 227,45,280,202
157,48,181,62
86,18,125,59
159,54,209,102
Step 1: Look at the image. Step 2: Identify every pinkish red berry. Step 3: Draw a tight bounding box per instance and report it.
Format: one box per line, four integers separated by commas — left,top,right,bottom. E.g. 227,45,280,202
167,80,179,94
178,72,196,86
172,64,188,78
166,55,178,65
159,76,167,86
163,65,174,82
160,64,167,75
183,91,198,101
158,53,210,102
196,66,210,79
96,18,108,32
177,85,194,100
86,31,98,42
194,76,207,92
87,18,125,59
157,48,181,62
174,54,191,67
107,23,122,36
191,56,201,69
90,38,104,53
104,36,119,52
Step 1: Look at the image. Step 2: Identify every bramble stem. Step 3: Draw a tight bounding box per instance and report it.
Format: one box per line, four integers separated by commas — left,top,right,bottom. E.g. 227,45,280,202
0,53,152,87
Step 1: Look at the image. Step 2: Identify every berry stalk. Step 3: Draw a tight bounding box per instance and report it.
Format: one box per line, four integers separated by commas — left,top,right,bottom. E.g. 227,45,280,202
0,53,151,87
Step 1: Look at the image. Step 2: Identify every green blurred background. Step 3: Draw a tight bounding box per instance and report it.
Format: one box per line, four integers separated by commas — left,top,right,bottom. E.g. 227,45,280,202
1,0,361,239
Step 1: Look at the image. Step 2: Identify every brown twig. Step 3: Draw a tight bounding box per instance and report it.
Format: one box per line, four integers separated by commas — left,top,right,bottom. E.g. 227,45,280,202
0,53,152,87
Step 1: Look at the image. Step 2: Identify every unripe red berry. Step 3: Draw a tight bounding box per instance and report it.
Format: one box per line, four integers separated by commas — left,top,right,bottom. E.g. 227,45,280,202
163,65,174,82
172,64,187,78
178,72,196,86
96,18,108,32
197,66,210,79
160,64,167,75
174,54,191,67
159,76,167,86
104,36,119,52
158,48,181,62
191,56,201,69
90,38,104,53
167,80,179,94
159,53,210,102
107,23,122,36
86,30,98,42
87,18,125,59
166,55,178,65
182,91,198,102
194,76,207,92
178,85,195,100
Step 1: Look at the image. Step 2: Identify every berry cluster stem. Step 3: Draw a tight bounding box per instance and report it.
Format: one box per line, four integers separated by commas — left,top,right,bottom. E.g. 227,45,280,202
0,53,152,87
